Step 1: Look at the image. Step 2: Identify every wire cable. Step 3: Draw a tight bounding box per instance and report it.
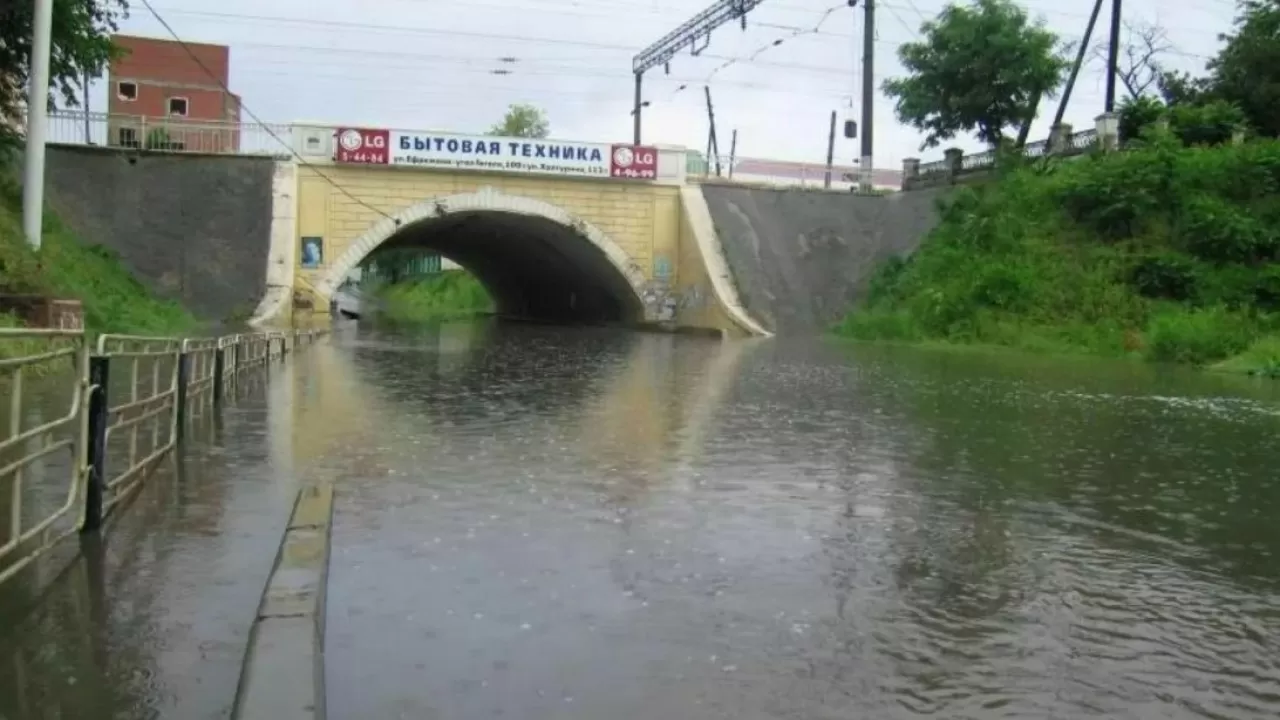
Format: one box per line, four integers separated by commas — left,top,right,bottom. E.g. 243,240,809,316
137,0,394,222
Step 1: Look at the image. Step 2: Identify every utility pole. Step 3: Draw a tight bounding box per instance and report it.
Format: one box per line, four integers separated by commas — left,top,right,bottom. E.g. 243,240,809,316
23,0,55,251
727,129,738,180
704,85,721,177
824,110,837,189
633,73,643,145
859,0,875,193
1054,0,1106,127
1104,0,1122,113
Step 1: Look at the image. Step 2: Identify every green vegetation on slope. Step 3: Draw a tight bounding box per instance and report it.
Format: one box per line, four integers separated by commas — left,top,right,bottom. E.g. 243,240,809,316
371,270,493,322
0,171,196,337
837,136,1280,377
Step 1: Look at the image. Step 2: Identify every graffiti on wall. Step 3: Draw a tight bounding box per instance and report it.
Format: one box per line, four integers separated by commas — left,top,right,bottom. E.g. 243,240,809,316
641,281,676,322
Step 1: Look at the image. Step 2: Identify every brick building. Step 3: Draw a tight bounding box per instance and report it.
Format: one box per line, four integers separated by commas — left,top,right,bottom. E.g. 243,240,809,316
107,35,241,152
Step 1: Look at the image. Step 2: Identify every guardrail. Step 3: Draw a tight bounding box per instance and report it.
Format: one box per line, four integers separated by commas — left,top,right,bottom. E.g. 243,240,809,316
0,330,89,586
43,109,294,158
0,328,326,586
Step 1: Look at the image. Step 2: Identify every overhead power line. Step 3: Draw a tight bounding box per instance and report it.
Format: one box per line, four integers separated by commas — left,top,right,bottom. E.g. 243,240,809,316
137,0,395,223
633,0,769,75
630,0,769,144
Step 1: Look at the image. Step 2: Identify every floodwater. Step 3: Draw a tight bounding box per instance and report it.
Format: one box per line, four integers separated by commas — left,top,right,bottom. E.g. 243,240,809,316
4,320,1280,719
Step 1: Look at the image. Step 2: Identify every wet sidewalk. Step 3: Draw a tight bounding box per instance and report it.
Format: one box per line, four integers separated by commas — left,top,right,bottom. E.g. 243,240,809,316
0,386,303,720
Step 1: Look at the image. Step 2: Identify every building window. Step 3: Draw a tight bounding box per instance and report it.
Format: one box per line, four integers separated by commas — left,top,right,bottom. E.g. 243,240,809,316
167,97,188,117
117,81,137,101
118,127,139,148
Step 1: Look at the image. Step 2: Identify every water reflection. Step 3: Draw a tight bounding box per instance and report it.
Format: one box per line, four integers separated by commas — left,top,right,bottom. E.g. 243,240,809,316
315,327,1280,720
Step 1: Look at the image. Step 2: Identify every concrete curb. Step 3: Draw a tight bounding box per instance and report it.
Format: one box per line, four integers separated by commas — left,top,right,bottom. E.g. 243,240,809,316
232,483,334,720
678,185,773,337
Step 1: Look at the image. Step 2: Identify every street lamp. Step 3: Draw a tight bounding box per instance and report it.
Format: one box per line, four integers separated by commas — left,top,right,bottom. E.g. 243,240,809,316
23,0,55,251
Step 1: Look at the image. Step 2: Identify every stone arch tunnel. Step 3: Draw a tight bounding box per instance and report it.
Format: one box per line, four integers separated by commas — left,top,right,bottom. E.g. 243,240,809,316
360,210,647,325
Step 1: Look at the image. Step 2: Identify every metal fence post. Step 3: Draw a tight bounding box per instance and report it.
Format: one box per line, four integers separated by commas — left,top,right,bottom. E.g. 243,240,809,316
83,356,110,533
213,344,225,407
175,350,190,443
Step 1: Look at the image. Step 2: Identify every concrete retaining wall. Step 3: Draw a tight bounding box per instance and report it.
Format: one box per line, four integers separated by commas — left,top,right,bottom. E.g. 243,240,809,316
700,184,944,335
44,145,275,323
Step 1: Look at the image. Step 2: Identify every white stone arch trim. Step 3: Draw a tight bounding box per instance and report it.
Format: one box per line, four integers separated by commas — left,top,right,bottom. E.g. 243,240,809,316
310,186,650,304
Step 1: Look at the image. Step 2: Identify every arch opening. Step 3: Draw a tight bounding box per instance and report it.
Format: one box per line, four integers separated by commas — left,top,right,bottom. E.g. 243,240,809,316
315,192,649,326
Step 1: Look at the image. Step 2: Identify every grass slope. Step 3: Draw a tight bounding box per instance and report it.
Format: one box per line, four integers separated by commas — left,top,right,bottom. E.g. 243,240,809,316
0,169,196,345
838,136,1280,377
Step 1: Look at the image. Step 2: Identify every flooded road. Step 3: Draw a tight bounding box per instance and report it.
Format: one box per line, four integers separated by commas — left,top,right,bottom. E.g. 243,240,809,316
5,320,1280,719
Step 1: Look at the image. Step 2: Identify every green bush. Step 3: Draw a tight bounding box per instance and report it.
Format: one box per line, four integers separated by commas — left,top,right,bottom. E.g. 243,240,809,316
1177,194,1275,263
1144,307,1255,365
1056,146,1176,240
837,136,1280,374
1128,252,1199,301
1253,266,1280,310
1168,100,1248,147
1118,95,1166,144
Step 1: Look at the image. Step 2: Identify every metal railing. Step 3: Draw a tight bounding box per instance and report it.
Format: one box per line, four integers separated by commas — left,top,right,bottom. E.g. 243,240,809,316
0,328,327,586
94,335,182,514
180,337,220,422
43,110,294,158
0,330,90,586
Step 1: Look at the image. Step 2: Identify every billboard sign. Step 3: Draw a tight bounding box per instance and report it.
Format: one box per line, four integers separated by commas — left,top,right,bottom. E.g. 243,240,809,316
390,131,611,178
334,127,658,181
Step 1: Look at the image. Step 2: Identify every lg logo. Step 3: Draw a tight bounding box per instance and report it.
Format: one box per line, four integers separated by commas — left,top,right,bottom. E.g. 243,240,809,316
339,129,387,151
338,129,365,151
612,146,635,168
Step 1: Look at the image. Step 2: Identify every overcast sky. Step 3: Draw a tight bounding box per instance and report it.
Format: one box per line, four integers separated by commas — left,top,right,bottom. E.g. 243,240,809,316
97,0,1238,170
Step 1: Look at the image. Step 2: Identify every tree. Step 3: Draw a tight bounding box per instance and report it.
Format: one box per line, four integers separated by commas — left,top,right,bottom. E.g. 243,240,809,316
488,103,549,138
883,0,1069,149
0,1,128,142
1203,0,1280,138
1092,20,1174,100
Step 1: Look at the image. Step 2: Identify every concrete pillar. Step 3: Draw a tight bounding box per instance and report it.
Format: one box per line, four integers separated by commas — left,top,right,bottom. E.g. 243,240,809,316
1096,112,1120,151
901,157,919,190
1049,122,1073,154
943,147,964,180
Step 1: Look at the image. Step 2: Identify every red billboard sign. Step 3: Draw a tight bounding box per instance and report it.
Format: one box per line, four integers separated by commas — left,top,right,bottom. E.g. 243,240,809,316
335,127,390,164
609,144,658,180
